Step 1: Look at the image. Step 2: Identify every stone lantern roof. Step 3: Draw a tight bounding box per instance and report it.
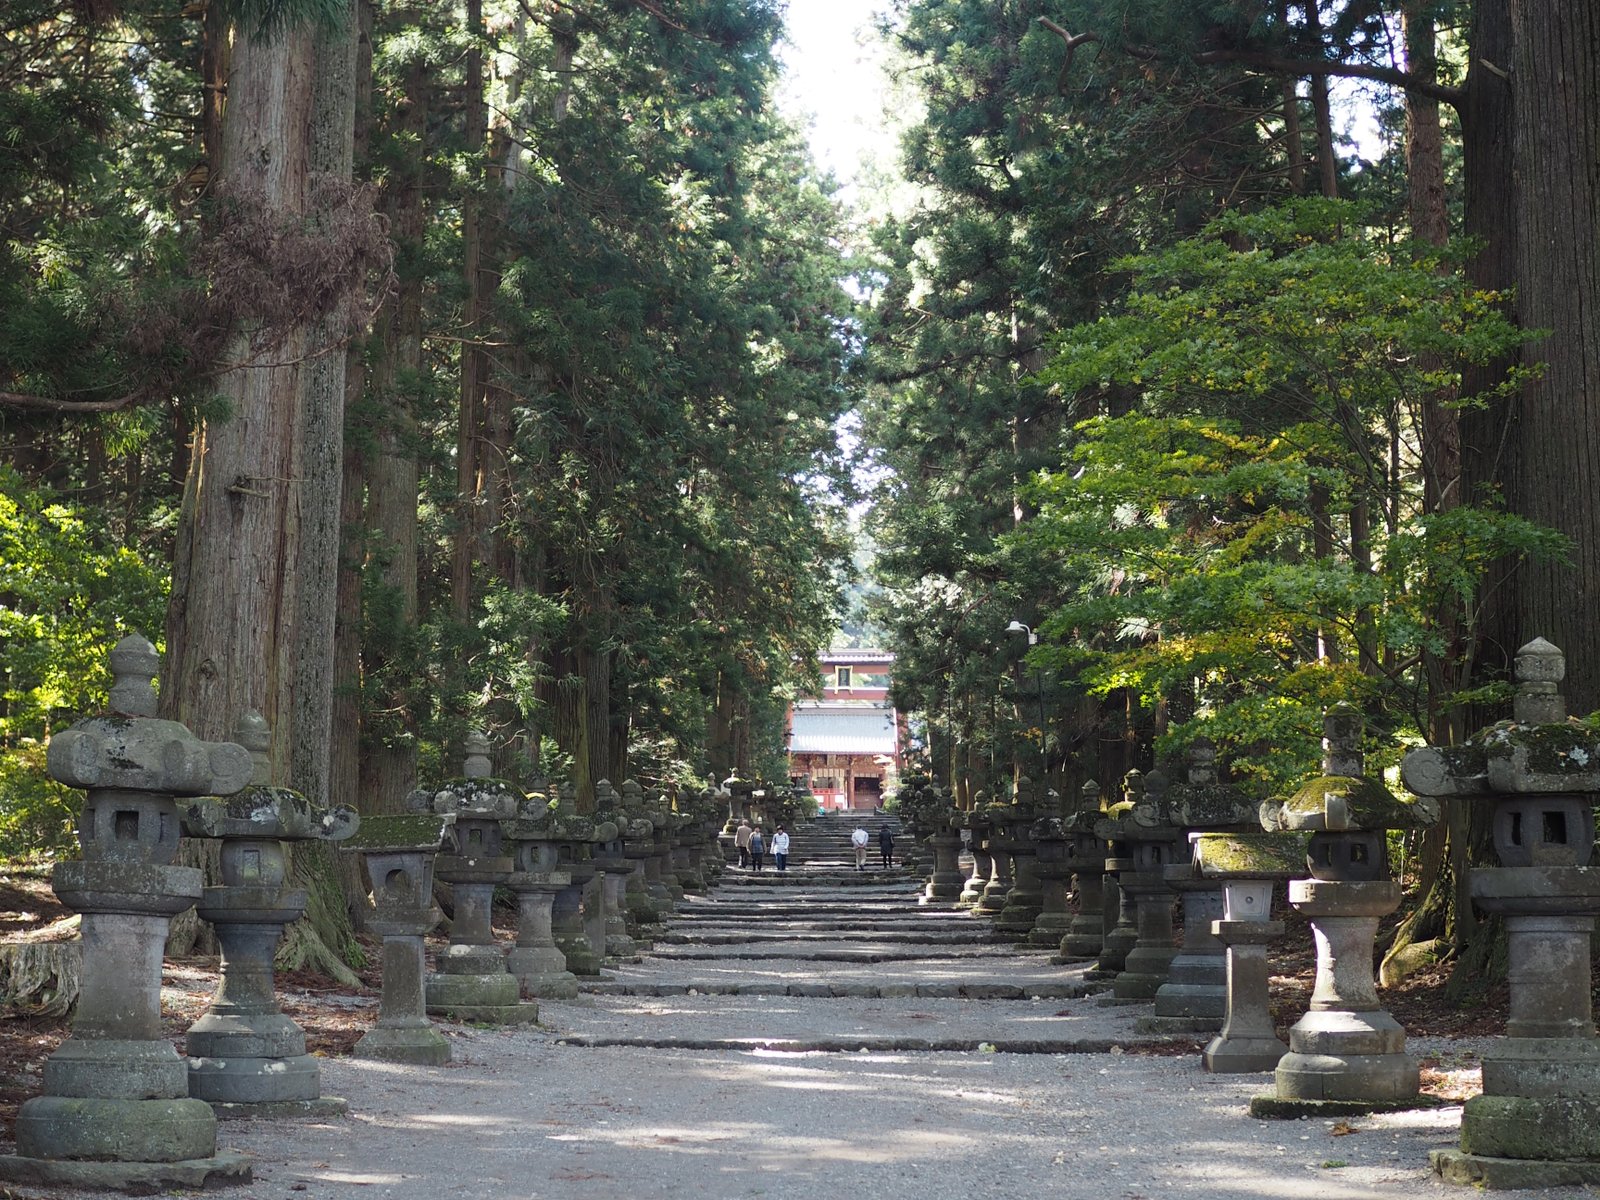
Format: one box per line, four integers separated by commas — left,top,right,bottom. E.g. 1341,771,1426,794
1263,704,1437,834
1405,639,1600,799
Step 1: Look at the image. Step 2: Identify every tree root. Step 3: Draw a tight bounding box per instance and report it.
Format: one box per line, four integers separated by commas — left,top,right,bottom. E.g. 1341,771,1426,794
0,942,82,1017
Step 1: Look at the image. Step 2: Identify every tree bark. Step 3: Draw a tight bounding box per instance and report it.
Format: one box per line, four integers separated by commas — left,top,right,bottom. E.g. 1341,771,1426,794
1505,0,1600,713
452,0,488,621
361,26,428,815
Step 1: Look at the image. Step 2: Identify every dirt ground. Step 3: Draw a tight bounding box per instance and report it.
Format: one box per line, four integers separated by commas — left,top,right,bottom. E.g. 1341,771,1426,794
0,865,1510,1152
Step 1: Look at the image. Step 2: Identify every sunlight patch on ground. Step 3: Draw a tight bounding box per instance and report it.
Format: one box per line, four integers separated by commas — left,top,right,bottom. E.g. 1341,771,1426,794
407,1112,513,1128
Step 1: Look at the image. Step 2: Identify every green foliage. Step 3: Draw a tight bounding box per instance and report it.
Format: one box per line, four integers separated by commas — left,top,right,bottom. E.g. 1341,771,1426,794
0,467,168,855
1013,200,1561,786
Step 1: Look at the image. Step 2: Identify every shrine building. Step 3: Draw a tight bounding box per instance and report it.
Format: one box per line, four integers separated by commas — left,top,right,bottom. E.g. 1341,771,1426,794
787,649,901,810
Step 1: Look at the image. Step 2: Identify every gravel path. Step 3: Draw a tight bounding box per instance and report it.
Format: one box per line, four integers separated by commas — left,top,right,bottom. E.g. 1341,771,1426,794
4,836,1586,1199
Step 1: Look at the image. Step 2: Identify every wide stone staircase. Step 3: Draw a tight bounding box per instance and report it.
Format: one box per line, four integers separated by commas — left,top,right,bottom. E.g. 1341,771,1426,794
540,813,1121,1052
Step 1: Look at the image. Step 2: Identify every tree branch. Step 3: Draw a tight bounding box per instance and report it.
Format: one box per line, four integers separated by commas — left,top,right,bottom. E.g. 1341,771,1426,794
1036,16,1465,109
1186,48,1464,107
1036,18,1100,95
0,390,143,414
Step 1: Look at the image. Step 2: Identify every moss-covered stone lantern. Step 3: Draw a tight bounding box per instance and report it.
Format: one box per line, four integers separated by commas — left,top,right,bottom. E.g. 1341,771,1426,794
1058,779,1109,963
1146,738,1264,1033
421,733,537,1024
1095,768,1185,998
1406,639,1600,1188
346,810,452,1064
1254,704,1436,1114
182,711,357,1116
0,636,254,1193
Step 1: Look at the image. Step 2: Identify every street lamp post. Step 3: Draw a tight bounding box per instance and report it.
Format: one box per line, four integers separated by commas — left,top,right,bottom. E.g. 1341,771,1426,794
1006,621,1048,779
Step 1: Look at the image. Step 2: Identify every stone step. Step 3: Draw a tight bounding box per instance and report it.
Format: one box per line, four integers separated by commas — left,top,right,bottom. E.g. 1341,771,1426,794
552,1033,1158,1054
640,945,1044,963
655,930,1011,946
659,928,985,934
578,980,1094,999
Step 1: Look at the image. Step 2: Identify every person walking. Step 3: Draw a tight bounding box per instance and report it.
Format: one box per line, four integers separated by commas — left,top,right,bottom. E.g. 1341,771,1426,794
851,824,870,871
772,826,790,873
734,818,753,868
878,824,895,869
749,825,766,872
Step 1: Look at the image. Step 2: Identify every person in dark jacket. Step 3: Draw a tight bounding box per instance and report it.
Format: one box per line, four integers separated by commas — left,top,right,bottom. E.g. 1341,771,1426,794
877,824,894,868
749,826,766,872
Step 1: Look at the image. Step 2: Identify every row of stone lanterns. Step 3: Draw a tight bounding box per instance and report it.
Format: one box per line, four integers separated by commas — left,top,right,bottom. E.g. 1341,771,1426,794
0,636,349,1191
901,637,1600,1186
0,634,727,1192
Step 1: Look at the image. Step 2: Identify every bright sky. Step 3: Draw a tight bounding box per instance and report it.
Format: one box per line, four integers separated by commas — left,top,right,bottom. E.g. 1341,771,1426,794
775,2,895,193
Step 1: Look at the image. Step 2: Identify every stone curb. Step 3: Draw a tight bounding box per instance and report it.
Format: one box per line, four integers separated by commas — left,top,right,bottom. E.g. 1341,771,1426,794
0,1152,253,1190
1430,1149,1600,1188
1249,1094,1448,1119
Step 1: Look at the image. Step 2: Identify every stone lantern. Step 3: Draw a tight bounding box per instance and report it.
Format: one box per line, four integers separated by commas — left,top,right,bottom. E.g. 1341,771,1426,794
920,791,967,906
422,733,537,1023
666,803,696,897
1406,639,1600,1188
346,811,452,1064
1094,774,1143,976
1255,704,1437,1114
1,635,253,1192
1028,814,1074,947
957,800,995,910
995,778,1051,937
976,796,1017,915
670,788,709,893
182,712,358,1116
547,781,607,976
695,788,727,885
722,773,755,834
592,780,638,960
1096,768,1185,999
1057,779,1109,963
1191,830,1306,1073
1145,739,1264,1033
621,779,667,932
503,779,577,999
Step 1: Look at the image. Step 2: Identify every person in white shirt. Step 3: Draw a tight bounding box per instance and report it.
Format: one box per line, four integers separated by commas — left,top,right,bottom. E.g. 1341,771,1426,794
772,826,790,872
851,825,869,871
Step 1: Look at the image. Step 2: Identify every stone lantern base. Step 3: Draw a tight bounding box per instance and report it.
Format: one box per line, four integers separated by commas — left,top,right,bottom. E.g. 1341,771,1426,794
426,945,540,1024
0,1143,251,1194
1434,1146,1600,1191
1430,1040,1600,1187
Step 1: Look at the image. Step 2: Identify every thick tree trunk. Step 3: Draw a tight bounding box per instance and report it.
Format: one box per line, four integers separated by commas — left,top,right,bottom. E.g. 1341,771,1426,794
1458,1,1520,691
295,0,359,807
452,0,488,620
361,40,427,815
1505,0,1600,713
165,22,316,753
163,20,316,958
164,10,364,983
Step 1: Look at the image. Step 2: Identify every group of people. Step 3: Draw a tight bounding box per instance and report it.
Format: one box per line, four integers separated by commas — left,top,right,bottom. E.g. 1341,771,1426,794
851,823,893,871
733,819,790,872
731,818,895,873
